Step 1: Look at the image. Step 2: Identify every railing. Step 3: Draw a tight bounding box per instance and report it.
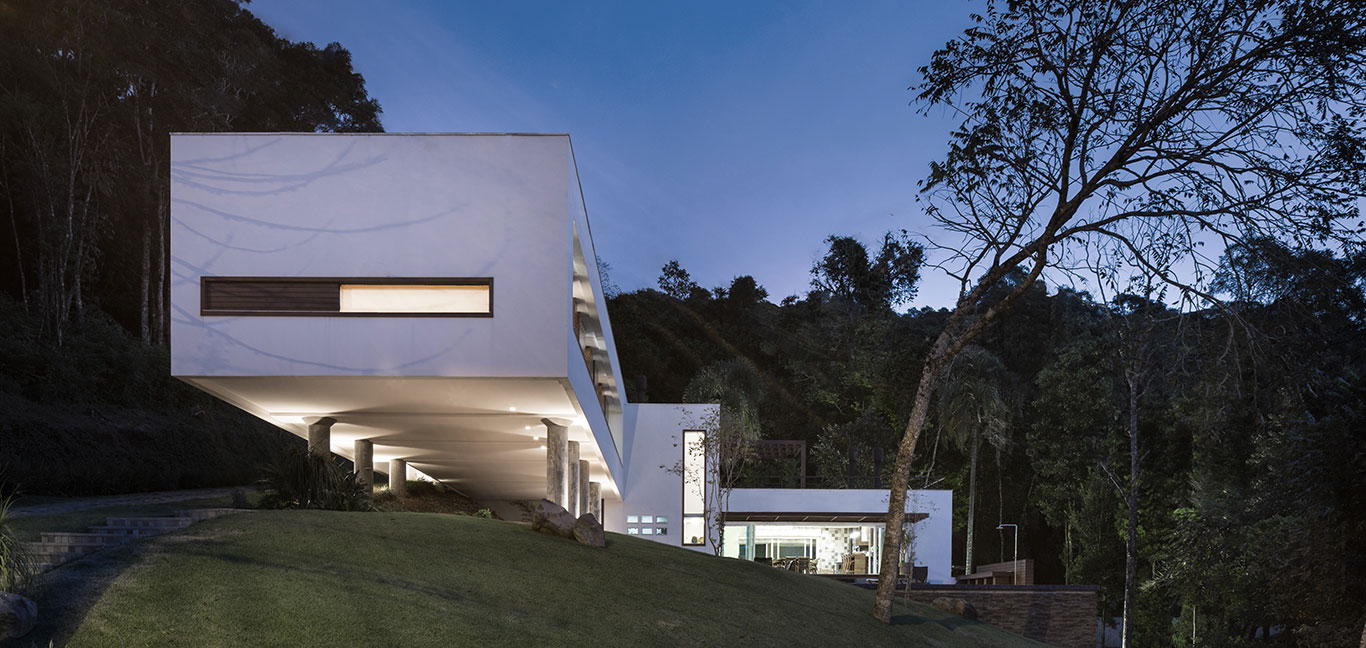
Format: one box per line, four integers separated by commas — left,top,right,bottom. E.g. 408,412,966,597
573,301,611,417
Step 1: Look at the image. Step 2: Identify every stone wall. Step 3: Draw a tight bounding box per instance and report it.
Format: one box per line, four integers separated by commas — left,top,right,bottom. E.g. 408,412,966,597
906,584,1098,648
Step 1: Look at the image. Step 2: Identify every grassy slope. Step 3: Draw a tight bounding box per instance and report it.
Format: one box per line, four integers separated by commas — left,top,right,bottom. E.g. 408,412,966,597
14,512,1045,648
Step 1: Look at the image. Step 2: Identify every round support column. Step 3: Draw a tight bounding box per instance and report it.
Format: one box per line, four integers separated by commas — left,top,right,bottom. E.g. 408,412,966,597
389,459,408,497
578,460,590,519
567,441,581,517
588,481,602,521
354,439,374,491
543,419,569,507
305,417,337,458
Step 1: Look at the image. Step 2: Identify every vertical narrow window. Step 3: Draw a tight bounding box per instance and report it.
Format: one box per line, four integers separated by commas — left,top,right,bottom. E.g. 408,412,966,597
682,429,706,545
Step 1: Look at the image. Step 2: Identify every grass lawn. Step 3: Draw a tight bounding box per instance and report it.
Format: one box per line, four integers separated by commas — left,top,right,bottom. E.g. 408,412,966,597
11,511,1044,648
7,494,259,542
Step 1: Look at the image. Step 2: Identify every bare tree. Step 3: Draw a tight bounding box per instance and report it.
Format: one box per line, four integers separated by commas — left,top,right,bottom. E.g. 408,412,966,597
667,359,764,555
874,0,1366,621
1097,266,1176,648
667,405,759,555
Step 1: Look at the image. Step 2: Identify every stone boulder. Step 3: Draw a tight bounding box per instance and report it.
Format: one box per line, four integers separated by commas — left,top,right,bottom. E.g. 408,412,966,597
0,591,36,640
931,596,978,620
573,513,606,548
530,499,576,539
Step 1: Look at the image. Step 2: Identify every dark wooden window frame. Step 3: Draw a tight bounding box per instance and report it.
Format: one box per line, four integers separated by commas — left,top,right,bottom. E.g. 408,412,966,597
201,276,494,317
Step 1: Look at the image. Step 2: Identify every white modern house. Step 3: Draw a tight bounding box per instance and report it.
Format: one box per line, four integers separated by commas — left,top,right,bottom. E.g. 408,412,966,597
169,133,952,583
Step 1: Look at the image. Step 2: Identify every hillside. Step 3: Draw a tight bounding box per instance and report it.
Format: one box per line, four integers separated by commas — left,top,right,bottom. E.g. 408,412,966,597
12,511,1044,647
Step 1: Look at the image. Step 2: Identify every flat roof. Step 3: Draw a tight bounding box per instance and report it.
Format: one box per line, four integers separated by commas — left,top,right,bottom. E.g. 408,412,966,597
722,512,930,524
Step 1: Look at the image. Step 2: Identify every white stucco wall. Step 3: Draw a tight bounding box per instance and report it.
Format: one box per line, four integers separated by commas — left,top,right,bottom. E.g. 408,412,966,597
170,133,570,378
607,402,715,549
726,488,954,584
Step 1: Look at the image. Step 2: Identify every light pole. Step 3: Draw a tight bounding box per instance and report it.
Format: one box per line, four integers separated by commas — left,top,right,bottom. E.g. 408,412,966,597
996,523,1019,584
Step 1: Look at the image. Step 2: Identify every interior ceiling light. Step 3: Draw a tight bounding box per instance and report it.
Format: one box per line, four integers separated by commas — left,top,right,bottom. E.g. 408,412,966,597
508,406,517,412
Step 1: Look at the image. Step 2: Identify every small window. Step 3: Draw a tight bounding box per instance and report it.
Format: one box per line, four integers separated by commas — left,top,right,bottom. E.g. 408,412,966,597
655,516,668,524
683,517,706,546
627,515,638,524
627,527,640,535
657,527,668,535
640,516,654,524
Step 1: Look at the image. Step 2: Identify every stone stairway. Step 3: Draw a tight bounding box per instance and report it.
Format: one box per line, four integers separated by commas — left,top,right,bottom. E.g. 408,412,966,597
22,508,245,571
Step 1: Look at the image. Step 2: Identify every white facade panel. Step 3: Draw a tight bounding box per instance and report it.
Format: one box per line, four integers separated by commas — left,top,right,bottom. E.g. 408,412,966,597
170,134,570,378
612,402,716,551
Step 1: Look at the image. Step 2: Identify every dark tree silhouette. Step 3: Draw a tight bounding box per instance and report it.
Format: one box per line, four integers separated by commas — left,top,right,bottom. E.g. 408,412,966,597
874,0,1366,622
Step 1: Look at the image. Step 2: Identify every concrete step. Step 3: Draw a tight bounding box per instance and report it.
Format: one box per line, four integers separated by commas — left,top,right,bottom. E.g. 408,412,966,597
86,525,165,538
104,516,195,529
39,531,132,546
22,541,102,561
24,509,250,574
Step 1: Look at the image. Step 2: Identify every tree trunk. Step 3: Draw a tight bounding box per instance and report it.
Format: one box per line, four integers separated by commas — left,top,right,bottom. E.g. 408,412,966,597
1064,518,1073,584
1121,381,1139,648
155,193,167,344
872,252,1047,623
871,352,941,622
966,429,979,575
139,222,151,342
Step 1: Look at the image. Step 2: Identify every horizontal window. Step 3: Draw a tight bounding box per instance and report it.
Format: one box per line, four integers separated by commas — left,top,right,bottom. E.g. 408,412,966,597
201,277,492,317
340,284,489,314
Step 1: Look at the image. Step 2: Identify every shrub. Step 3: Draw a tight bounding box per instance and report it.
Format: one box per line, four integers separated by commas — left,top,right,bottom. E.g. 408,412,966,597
230,489,249,509
257,445,372,512
0,484,36,594
474,508,493,519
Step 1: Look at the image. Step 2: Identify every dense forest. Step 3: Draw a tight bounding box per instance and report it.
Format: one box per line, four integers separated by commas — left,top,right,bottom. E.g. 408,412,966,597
0,0,380,493
608,236,1365,645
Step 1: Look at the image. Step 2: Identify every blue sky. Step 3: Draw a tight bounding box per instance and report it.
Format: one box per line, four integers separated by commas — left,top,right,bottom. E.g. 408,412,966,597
251,1,974,307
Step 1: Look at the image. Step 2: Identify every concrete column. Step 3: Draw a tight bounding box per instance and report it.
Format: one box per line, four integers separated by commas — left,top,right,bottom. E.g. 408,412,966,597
567,441,581,517
305,417,336,458
389,459,408,497
353,439,374,491
588,481,602,521
543,418,569,507
578,460,590,519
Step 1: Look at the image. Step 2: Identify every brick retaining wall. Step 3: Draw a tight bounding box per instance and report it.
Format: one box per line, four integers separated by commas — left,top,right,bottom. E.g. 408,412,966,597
905,584,1098,648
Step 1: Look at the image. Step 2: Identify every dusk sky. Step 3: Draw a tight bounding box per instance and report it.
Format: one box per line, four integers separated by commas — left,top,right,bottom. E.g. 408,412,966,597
251,1,975,307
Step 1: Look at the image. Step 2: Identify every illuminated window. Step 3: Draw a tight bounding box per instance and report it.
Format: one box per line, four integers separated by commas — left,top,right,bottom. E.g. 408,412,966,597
682,430,706,546
340,284,489,314
683,517,706,546
628,514,670,538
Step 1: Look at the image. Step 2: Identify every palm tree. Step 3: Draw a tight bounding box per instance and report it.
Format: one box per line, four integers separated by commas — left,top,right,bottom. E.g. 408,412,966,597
935,345,1012,576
